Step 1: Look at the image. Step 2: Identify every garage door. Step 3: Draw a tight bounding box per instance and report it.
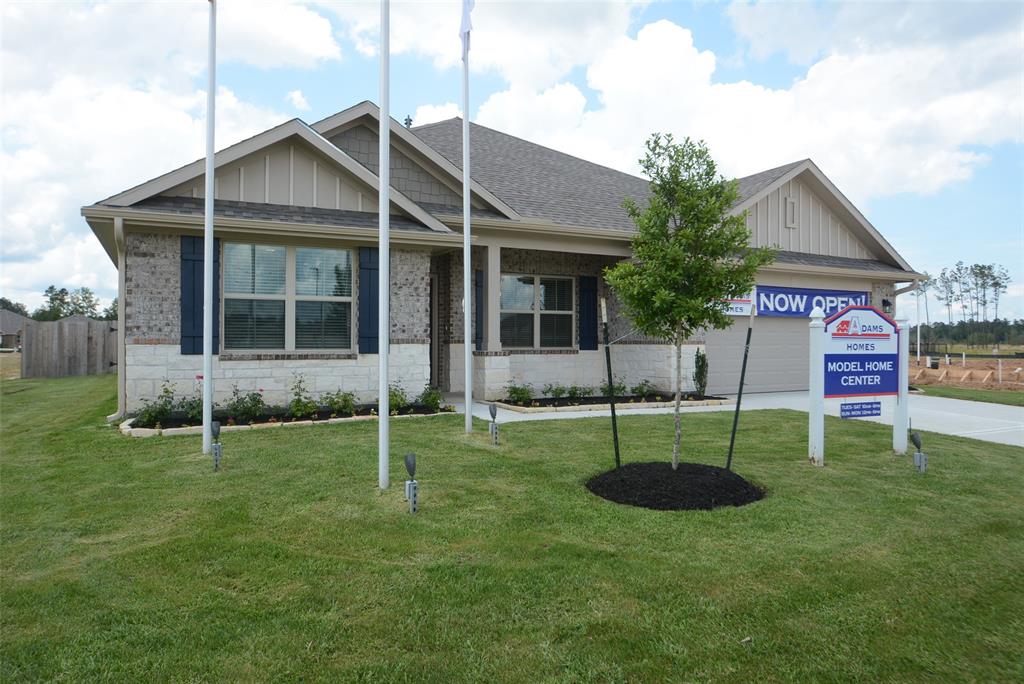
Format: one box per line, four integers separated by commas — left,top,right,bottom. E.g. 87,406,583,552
705,317,809,394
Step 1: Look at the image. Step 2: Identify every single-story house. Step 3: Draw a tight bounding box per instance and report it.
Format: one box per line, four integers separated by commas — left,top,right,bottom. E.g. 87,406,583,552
0,310,28,350
83,100,920,415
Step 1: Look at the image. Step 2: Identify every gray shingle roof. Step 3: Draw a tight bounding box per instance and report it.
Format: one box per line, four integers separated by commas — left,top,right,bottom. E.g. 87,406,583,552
120,196,435,233
412,119,809,232
0,310,28,334
735,160,806,204
412,119,651,232
773,250,908,274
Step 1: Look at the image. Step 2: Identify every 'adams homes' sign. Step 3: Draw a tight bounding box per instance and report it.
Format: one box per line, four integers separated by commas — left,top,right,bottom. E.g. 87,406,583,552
823,305,899,398
757,286,869,318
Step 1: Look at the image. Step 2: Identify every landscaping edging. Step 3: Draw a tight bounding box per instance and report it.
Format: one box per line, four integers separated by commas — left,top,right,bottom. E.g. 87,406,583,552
493,397,732,413
118,411,452,438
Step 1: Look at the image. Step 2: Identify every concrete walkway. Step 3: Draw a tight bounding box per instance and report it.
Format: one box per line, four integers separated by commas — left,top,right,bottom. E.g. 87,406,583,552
450,391,1024,448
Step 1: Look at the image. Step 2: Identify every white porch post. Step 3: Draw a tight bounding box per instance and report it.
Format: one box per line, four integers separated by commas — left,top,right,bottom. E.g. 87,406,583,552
808,306,825,466
485,245,501,351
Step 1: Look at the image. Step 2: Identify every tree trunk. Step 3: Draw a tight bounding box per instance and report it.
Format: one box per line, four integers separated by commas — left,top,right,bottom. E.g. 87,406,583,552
672,340,682,470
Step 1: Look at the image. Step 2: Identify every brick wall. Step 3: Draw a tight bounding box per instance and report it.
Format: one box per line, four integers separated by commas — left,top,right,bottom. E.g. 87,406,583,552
125,233,180,344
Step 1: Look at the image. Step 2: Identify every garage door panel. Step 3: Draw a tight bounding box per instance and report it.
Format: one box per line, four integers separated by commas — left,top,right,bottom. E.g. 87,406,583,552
706,318,809,394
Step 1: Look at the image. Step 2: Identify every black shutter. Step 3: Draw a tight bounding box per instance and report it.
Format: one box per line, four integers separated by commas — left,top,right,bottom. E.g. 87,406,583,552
180,236,220,355
358,247,379,354
474,269,483,351
578,275,598,350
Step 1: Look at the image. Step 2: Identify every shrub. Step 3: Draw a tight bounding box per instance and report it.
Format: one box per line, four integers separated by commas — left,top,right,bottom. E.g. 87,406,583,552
542,383,567,400
288,374,319,420
388,384,409,413
693,348,709,398
417,385,443,413
567,385,594,403
177,388,203,425
630,379,656,397
226,385,266,425
506,382,534,404
135,381,175,428
599,378,628,397
322,389,356,417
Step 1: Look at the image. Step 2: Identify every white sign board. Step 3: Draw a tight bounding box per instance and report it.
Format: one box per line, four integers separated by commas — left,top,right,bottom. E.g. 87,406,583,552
725,292,755,316
823,306,899,398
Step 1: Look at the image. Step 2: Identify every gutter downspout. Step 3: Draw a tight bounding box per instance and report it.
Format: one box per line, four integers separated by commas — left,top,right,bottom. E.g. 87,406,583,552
108,217,127,421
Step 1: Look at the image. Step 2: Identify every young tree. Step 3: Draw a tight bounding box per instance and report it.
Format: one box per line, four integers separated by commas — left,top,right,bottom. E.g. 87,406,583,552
605,134,774,469
0,297,30,317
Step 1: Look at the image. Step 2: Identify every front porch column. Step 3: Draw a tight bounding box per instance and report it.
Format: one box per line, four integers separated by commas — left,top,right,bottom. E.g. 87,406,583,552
484,244,501,351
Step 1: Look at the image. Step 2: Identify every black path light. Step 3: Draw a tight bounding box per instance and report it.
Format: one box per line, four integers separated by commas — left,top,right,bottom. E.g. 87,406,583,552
211,420,222,472
911,432,927,473
488,403,499,445
404,453,418,514
600,298,622,470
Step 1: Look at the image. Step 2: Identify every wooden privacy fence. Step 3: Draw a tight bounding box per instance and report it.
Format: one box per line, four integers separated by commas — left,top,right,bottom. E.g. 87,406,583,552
20,317,117,378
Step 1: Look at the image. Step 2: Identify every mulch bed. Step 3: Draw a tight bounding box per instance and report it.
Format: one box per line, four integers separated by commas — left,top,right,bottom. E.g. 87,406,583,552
137,403,453,430
506,393,724,408
586,461,764,511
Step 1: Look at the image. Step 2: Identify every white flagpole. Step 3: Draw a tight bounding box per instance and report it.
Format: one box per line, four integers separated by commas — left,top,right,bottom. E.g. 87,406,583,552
202,0,216,455
461,0,474,433
378,0,391,489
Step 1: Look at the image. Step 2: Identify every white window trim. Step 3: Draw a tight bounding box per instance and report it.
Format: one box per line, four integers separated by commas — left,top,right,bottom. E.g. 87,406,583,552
221,242,354,352
499,273,575,349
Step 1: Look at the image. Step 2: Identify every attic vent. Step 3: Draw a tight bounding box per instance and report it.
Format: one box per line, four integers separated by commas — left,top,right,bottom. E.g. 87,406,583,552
785,197,798,229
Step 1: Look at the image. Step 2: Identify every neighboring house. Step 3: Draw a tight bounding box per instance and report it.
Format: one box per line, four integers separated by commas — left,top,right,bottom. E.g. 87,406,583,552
0,310,28,349
83,101,920,415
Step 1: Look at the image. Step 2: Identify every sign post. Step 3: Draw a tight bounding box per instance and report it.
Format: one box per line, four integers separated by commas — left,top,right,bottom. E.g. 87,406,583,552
808,307,825,466
893,316,909,454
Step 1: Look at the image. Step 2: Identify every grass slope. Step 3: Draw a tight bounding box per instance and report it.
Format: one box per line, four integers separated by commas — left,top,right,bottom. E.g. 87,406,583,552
919,384,1024,407
2,375,1023,682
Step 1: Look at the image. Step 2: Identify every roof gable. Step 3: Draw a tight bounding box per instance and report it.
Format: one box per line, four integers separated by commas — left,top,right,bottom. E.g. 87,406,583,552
96,118,450,233
311,101,521,221
731,160,913,272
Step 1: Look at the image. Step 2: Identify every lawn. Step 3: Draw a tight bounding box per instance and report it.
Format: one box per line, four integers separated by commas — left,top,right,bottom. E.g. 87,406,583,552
919,384,1024,407
0,352,20,380
2,375,1022,682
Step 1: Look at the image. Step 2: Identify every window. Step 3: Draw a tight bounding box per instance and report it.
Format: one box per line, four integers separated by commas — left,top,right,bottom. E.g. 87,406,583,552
500,274,574,348
223,243,353,351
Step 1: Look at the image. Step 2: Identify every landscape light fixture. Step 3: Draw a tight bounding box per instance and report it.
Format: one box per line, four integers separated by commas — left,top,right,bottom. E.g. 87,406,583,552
404,452,418,514
211,420,222,472
910,432,927,473
488,403,499,445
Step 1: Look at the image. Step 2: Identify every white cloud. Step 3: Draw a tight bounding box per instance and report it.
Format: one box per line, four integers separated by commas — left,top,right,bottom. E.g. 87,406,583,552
286,89,310,111
411,102,461,126
319,0,645,90
0,0,327,305
473,18,1022,205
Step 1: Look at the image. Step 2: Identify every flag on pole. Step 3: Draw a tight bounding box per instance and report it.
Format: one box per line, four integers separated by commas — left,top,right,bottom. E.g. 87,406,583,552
460,0,474,433
460,0,474,59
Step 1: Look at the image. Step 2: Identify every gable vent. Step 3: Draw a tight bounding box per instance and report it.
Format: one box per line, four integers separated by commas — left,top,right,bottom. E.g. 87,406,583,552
785,197,798,229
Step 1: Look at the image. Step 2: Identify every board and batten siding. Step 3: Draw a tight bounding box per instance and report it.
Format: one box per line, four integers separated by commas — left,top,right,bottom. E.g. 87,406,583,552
161,140,371,212
744,177,872,259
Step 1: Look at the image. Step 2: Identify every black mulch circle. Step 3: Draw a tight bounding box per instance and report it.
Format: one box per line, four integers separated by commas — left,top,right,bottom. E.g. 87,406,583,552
586,461,764,511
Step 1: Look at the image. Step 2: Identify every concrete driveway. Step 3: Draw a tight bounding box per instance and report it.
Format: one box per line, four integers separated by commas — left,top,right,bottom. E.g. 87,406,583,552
453,391,1024,448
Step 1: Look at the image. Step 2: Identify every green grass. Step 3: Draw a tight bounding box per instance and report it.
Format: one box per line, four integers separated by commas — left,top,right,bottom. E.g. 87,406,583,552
2,375,1023,682
919,384,1024,407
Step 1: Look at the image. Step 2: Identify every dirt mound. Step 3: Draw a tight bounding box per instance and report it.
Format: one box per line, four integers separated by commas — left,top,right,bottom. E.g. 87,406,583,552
586,461,764,511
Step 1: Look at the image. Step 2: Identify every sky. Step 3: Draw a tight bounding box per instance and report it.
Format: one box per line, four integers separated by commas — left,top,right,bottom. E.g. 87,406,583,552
1,0,1022,325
